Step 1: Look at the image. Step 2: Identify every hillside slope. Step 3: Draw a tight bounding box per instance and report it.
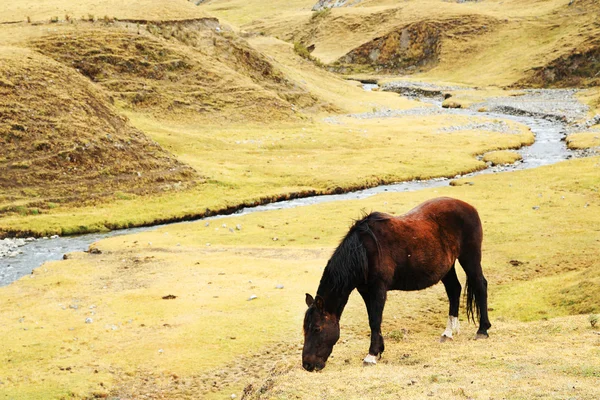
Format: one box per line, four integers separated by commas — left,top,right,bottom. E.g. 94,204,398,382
29,21,327,123
209,0,600,87
0,47,197,220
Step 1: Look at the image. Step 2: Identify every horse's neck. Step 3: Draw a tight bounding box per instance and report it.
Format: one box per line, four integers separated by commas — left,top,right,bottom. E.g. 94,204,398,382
317,284,354,318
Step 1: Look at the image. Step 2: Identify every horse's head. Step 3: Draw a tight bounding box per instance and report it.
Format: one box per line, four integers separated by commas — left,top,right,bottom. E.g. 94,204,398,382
302,293,340,372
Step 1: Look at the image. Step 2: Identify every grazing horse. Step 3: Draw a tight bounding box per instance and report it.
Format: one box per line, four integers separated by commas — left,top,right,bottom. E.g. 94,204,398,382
302,197,491,371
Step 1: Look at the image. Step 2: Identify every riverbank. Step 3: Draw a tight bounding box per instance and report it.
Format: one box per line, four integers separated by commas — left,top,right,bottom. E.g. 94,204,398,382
7,81,598,241
0,106,534,239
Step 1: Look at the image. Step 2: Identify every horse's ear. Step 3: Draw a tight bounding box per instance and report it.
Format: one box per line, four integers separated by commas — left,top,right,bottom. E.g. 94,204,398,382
305,293,314,307
314,295,324,312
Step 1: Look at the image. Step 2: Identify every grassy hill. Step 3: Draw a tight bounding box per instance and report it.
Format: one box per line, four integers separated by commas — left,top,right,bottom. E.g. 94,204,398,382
0,47,197,228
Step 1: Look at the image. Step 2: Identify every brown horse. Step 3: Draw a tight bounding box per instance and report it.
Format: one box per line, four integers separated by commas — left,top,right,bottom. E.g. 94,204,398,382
302,197,491,371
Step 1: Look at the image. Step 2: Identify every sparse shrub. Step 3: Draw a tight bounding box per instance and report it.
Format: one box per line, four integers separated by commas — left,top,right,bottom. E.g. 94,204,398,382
115,191,133,200
26,16,31,23
10,161,30,169
33,140,51,151
311,8,331,21
15,206,28,216
293,41,324,67
88,14,95,22
293,41,311,59
50,16,58,23
590,314,598,328
65,14,71,22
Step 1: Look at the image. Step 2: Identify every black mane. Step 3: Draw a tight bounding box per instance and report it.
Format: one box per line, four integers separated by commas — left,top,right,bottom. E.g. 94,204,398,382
317,212,388,295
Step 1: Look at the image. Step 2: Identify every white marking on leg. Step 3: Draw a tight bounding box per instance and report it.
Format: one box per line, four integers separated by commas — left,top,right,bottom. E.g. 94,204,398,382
451,315,460,335
441,315,460,339
363,354,377,365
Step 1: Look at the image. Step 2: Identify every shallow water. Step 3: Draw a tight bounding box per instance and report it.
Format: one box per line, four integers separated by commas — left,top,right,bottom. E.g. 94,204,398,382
0,100,574,287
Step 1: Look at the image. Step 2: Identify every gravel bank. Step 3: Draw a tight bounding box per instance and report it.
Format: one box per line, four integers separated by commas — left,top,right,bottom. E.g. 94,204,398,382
469,89,589,123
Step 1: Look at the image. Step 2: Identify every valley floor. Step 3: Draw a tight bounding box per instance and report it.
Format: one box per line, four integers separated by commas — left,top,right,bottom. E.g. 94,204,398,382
1,1,599,399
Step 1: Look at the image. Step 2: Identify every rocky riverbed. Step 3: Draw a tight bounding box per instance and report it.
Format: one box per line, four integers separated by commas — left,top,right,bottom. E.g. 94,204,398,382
0,238,33,258
0,236,60,259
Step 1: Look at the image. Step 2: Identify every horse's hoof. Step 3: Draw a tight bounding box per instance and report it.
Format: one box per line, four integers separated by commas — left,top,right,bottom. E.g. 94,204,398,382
475,332,489,340
440,335,453,343
363,354,377,366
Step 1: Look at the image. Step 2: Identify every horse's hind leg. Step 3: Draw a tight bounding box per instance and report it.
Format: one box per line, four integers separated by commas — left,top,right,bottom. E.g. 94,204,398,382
458,251,492,339
440,263,461,342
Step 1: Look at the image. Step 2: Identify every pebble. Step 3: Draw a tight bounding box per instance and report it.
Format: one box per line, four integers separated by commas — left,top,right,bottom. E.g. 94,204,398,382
0,238,30,258
275,284,284,289
248,295,258,301
85,318,93,324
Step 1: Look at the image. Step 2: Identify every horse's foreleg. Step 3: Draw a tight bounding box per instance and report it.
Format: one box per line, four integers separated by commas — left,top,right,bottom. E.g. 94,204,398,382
440,265,461,342
358,285,387,365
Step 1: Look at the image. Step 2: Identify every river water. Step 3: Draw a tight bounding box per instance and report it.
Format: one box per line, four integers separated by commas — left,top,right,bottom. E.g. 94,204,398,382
0,94,575,287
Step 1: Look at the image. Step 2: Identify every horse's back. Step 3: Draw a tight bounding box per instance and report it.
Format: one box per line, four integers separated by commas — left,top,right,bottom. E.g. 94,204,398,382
405,197,482,242
363,198,482,290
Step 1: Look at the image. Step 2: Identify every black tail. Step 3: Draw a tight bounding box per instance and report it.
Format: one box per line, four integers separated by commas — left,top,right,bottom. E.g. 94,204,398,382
465,278,480,324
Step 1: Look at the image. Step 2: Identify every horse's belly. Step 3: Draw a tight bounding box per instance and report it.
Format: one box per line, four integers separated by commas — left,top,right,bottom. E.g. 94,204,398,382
389,257,453,291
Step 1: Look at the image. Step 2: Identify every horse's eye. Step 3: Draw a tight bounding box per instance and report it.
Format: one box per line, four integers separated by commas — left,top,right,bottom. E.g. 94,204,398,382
312,326,321,333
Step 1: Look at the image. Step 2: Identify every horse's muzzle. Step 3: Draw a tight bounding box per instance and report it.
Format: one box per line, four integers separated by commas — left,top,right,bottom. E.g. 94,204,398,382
302,361,325,372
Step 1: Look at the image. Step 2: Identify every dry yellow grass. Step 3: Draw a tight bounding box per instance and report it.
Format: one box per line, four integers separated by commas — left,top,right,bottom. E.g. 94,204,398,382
246,35,417,114
0,0,208,24
482,150,522,166
566,131,600,150
1,155,598,399
219,0,599,87
242,315,600,399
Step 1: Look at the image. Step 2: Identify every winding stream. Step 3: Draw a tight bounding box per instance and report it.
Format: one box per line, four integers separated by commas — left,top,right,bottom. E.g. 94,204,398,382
0,89,579,287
